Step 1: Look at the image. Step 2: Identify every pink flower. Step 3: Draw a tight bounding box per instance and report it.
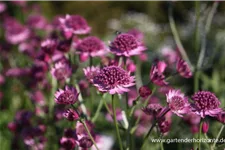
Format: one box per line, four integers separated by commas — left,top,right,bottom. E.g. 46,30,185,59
91,66,135,94
60,137,76,150
176,58,192,78
183,112,201,125
126,59,136,73
150,63,168,86
41,39,57,55
161,46,178,64
59,14,91,35
127,28,144,41
216,112,225,124
157,61,167,73
83,66,100,83
51,61,72,81
54,86,79,105
75,36,108,58
166,90,190,117
5,23,30,45
142,103,163,117
139,86,152,98
109,33,146,57
0,2,6,13
202,121,209,133
63,109,80,121
0,74,5,85
191,91,223,118
57,39,72,53
27,14,47,29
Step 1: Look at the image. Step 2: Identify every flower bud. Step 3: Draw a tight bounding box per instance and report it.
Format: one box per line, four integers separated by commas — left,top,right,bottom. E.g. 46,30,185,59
202,121,209,133
139,86,152,98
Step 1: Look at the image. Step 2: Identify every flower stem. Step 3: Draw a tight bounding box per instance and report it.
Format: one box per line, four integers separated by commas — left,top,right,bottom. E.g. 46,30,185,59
168,4,193,71
198,120,203,150
91,94,106,122
80,119,100,150
212,125,224,149
195,1,200,53
141,108,170,150
112,95,124,150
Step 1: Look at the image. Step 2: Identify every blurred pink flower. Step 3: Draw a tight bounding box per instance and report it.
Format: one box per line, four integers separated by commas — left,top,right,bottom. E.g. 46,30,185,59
51,61,72,81
150,62,168,86
109,33,146,57
59,14,91,35
176,58,192,78
54,86,79,105
127,28,144,41
74,36,108,59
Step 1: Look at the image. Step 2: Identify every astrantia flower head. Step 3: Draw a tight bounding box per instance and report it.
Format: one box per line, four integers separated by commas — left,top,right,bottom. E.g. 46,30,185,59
191,91,223,118
63,109,79,121
51,61,72,81
60,137,76,150
109,33,146,57
83,66,100,83
127,28,144,41
139,86,152,98
59,14,91,35
92,66,135,94
75,36,107,58
55,86,79,105
176,58,192,78
150,63,168,86
142,103,163,117
5,22,30,45
166,90,190,117
27,14,47,29
41,39,57,55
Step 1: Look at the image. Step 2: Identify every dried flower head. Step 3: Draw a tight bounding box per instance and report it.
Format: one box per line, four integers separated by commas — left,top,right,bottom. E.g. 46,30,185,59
55,86,79,105
191,91,223,118
109,33,146,57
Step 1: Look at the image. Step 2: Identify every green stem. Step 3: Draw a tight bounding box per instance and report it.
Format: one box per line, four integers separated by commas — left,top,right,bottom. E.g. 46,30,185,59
205,2,219,34
169,4,193,71
195,1,200,53
135,56,143,89
130,87,156,134
90,56,93,66
141,108,170,150
112,95,123,150
91,94,106,122
74,82,89,119
199,120,203,150
194,71,200,92
212,125,224,149
141,120,157,150
81,119,100,150
160,134,164,150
